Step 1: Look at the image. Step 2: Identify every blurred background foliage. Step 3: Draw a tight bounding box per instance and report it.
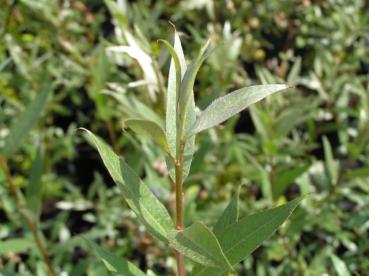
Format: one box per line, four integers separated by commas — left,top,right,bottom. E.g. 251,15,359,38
0,0,369,275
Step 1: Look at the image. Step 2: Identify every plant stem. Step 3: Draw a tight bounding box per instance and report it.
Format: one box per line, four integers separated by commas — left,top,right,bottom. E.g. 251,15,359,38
174,139,185,276
0,156,56,276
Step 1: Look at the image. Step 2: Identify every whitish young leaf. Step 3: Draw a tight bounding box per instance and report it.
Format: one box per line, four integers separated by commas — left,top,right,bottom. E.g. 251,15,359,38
82,129,174,242
84,238,145,276
189,84,288,135
124,119,169,153
0,238,34,254
323,136,339,185
330,254,350,276
164,29,195,180
168,222,233,272
2,86,51,156
194,198,302,276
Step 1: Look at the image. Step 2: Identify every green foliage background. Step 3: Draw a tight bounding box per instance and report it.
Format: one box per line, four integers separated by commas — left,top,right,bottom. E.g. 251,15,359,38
1,0,368,275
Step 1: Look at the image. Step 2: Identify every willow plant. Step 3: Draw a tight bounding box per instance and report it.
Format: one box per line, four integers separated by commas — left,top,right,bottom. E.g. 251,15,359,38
82,29,302,276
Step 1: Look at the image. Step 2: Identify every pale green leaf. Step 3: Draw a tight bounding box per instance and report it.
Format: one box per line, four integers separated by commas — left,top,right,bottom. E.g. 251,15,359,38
168,222,233,271
26,147,43,221
323,136,339,185
124,119,169,153
82,129,174,242
190,84,289,135
330,254,350,276
194,198,302,275
2,86,51,156
0,238,34,254
165,29,195,180
84,238,145,276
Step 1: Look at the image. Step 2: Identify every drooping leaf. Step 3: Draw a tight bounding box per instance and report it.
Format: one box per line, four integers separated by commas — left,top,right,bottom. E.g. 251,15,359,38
82,129,174,242
26,146,44,221
168,222,233,272
323,136,339,185
194,198,302,276
2,86,51,156
124,119,169,153
84,238,145,276
0,238,34,254
213,186,241,236
189,84,289,135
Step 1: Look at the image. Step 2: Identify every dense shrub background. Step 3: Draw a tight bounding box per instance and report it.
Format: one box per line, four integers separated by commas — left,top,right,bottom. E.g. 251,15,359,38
1,0,368,275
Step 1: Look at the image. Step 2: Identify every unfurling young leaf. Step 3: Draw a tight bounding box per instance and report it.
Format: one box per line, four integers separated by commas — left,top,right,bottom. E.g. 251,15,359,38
189,84,289,136
323,136,339,185
81,129,174,242
84,238,146,276
168,222,234,272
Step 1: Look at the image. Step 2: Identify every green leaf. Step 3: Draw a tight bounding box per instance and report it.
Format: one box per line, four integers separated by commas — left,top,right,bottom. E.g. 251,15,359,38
124,119,169,153
330,254,350,276
81,129,174,242
2,86,51,156
213,186,241,236
192,187,241,275
164,29,195,180
194,198,302,276
0,238,34,254
178,39,212,134
84,238,145,276
323,136,339,185
168,222,233,271
26,147,44,221
189,84,288,135
274,164,310,199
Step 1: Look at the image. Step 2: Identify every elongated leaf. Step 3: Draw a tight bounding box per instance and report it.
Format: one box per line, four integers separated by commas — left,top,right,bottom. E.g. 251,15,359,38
323,136,339,185
189,84,288,135
26,147,43,221
169,222,233,271
330,254,350,276
0,238,34,254
192,187,241,275
213,186,241,236
124,119,169,153
165,30,194,180
178,39,211,131
84,238,145,276
194,198,302,276
82,129,174,242
2,86,51,156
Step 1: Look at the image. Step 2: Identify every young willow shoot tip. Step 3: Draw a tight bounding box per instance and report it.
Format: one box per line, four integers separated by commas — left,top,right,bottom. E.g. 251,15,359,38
83,30,302,276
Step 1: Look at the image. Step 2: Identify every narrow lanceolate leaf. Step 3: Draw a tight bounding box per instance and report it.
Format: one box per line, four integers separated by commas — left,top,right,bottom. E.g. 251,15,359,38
165,30,194,180
189,84,289,135
124,119,169,153
194,198,302,276
169,222,234,272
26,147,43,221
84,238,145,276
213,186,241,236
178,39,212,132
82,129,174,242
2,86,51,156
192,187,241,275
323,136,339,185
